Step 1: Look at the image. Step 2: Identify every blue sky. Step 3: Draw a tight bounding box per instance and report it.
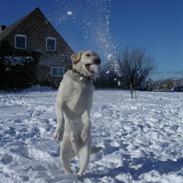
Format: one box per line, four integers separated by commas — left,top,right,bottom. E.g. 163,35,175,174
0,0,183,80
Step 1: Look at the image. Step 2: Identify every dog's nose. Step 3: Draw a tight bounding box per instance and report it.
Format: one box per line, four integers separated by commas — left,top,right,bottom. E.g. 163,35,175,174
94,58,101,65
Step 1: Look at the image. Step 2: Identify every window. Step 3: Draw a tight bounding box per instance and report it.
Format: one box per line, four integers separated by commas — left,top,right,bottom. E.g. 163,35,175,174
51,67,64,77
15,34,27,49
46,37,56,51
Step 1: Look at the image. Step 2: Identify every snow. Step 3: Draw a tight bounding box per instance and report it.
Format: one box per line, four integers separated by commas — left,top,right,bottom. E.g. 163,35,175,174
107,54,112,60
67,11,73,16
50,0,116,61
106,70,110,74
0,90,183,182
2,56,33,65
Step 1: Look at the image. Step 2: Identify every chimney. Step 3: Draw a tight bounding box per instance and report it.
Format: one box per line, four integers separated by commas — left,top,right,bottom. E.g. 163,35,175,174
0,25,6,32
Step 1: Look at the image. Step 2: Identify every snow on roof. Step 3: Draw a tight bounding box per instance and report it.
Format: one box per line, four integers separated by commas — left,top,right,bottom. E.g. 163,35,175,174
2,56,33,65
0,8,41,42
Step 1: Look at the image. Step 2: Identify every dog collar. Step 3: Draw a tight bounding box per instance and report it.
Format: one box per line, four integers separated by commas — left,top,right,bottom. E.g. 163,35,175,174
72,69,92,81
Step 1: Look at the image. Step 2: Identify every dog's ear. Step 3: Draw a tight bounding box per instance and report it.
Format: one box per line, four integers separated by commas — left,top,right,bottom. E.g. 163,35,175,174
70,51,84,64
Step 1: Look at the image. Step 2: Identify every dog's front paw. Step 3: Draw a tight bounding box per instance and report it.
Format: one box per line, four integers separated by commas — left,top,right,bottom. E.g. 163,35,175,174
81,127,89,142
53,128,63,141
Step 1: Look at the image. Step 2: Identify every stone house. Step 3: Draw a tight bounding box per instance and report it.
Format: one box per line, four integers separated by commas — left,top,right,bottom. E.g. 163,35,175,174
0,7,73,87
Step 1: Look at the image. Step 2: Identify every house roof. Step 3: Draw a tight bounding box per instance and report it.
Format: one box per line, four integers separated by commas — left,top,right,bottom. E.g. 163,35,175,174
0,8,40,42
0,7,73,53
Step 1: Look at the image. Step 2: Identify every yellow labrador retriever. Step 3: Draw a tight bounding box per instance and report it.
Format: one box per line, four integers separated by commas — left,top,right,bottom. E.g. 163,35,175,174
54,50,100,176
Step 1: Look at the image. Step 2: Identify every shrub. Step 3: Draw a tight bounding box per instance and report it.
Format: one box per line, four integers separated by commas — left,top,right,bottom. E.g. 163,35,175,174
0,52,40,90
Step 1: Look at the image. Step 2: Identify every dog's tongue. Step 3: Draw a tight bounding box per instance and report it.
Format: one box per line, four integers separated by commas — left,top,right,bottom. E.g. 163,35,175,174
89,64,98,73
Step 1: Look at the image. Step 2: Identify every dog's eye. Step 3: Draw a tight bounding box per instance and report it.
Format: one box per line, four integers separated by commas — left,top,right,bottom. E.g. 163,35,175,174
86,53,91,57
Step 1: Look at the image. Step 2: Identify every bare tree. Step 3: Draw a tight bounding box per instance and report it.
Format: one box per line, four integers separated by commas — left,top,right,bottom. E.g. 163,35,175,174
93,57,118,88
117,47,156,98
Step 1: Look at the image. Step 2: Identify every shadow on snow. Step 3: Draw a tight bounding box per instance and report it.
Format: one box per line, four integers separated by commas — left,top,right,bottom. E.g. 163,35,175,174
84,155,183,180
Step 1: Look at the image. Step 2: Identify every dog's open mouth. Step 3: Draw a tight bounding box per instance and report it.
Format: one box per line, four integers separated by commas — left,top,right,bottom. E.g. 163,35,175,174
85,64,98,73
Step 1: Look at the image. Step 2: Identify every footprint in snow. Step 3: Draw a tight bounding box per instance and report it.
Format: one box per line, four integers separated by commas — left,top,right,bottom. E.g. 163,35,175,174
1,154,13,164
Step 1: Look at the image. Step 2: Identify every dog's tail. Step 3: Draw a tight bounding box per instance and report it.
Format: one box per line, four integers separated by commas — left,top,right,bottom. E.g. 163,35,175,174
91,146,102,154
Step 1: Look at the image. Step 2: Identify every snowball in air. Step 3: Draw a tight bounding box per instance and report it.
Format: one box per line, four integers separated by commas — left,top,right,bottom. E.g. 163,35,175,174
107,54,112,60
67,11,73,16
84,35,88,39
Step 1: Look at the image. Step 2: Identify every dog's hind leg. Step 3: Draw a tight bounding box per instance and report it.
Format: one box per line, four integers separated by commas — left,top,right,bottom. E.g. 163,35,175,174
60,136,75,174
77,144,90,176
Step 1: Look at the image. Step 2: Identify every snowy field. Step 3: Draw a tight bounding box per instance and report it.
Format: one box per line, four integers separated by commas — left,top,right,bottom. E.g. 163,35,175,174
0,89,183,183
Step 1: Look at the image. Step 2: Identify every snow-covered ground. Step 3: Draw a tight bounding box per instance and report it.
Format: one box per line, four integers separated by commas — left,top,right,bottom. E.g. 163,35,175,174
0,90,183,183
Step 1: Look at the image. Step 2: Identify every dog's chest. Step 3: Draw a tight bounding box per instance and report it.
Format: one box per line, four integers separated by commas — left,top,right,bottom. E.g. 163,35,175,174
68,81,93,112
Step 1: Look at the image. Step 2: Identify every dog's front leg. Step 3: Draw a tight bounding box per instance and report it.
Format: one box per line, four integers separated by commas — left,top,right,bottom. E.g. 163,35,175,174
81,110,91,142
54,101,65,141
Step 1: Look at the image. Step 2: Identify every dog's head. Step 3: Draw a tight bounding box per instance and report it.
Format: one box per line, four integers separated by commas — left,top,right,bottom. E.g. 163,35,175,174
71,50,101,78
